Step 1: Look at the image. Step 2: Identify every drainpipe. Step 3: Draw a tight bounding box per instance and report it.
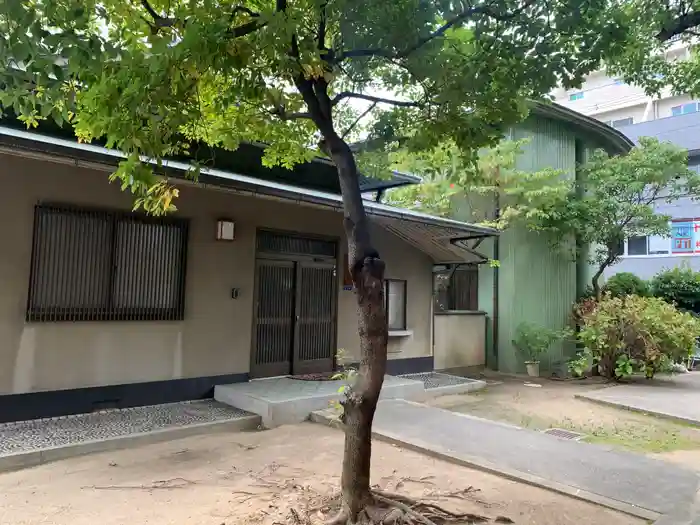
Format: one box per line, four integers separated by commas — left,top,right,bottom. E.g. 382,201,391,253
492,180,501,370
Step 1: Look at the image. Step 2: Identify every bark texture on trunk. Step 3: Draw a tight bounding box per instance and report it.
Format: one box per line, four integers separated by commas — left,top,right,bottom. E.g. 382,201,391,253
326,132,388,522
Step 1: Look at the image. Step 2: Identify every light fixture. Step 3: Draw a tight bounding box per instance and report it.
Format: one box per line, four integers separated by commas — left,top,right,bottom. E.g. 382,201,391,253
216,219,236,241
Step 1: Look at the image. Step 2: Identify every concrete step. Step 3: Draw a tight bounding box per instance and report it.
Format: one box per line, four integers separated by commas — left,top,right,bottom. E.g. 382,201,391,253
215,375,427,428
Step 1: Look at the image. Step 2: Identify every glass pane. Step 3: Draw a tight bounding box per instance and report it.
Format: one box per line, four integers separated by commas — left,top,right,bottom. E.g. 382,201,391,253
627,236,648,255
683,103,698,114
612,117,633,128
387,280,406,331
672,106,682,116
648,234,670,255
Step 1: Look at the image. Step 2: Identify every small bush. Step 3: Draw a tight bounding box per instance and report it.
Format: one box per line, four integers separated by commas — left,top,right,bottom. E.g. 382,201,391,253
578,295,700,380
603,272,650,298
513,322,572,363
651,267,700,314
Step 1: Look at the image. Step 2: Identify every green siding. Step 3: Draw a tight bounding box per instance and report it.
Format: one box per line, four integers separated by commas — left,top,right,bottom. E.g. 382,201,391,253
447,115,612,374
497,118,578,374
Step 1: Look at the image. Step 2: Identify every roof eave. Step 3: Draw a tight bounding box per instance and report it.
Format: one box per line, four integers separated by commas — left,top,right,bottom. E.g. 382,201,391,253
529,100,635,154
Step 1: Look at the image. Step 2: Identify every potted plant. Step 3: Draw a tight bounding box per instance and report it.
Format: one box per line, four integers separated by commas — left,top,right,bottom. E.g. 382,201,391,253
513,322,571,377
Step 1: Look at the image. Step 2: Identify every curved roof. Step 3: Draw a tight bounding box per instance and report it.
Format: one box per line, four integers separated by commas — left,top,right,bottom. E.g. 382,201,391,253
530,101,635,154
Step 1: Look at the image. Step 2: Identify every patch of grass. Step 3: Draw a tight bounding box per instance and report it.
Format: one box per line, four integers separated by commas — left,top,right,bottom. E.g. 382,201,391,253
558,419,700,453
443,392,700,454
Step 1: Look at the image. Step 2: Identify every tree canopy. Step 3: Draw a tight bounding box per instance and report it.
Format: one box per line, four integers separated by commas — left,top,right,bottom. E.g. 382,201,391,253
0,1,658,523
603,0,700,96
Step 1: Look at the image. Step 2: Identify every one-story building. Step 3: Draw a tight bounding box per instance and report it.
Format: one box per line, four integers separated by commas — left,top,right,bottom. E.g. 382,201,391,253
0,123,494,422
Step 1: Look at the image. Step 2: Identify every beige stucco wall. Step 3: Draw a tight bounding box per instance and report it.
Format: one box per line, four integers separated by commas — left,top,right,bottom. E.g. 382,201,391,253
433,314,486,371
0,154,434,394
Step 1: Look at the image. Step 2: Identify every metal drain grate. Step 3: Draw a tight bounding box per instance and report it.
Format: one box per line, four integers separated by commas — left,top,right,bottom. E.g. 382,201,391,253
543,428,585,441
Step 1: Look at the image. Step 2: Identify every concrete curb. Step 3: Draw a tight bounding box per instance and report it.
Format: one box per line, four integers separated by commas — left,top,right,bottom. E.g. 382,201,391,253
0,415,261,473
310,409,660,523
575,394,700,427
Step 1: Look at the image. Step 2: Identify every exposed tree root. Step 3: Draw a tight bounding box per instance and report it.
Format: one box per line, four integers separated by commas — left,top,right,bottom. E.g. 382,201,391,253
321,488,495,525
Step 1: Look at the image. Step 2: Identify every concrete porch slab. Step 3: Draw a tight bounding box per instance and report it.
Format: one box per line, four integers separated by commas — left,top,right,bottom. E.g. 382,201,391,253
214,375,425,428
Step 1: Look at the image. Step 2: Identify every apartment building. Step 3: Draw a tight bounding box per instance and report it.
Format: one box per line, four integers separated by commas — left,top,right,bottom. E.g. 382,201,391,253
602,112,700,279
551,39,696,127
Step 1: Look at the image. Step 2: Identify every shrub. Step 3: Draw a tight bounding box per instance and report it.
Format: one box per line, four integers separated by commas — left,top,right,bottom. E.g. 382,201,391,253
651,267,700,314
513,322,572,364
603,272,650,298
578,295,700,380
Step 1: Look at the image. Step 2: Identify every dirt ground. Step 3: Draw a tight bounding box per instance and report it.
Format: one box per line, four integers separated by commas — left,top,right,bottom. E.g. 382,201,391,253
428,376,700,467
0,423,642,525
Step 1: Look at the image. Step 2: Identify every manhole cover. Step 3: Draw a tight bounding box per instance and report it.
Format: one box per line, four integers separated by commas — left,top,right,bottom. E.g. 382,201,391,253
543,428,584,440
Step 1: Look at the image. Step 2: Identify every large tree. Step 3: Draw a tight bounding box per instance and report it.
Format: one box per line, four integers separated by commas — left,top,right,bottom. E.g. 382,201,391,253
0,1,618,522
603,0,700,95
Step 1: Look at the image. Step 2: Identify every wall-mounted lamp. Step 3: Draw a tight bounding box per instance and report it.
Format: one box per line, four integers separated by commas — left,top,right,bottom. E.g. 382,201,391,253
216,219,236,241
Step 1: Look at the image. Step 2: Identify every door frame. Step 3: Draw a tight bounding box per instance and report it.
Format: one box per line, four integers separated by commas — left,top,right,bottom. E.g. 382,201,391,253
249,229,340,379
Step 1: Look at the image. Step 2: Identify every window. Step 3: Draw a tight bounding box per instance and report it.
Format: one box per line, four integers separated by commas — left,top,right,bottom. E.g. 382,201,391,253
612,117,633,128
569,92,584,101
604,117,634,128
620,222,700,257
613,78,624,85
385,279,407,331
627,235,649,255
27,204,189,322
433,265,479,312
672,102,699,116
624,234,671,256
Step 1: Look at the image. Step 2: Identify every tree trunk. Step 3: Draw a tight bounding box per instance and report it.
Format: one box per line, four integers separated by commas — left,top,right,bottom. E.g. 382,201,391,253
325,132,388,522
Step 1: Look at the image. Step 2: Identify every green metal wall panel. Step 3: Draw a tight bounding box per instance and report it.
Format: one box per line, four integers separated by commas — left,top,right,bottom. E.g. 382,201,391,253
497,118,578,374
443,116,610,374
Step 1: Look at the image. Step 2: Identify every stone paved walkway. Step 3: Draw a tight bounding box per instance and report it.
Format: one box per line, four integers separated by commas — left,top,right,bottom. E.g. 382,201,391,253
371,399,700,518
577,373,700,425
0,400,252,456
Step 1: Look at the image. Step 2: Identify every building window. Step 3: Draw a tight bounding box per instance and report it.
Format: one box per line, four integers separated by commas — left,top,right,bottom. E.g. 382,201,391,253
385,279,407,331
26,204,189,322
604,117,634,128
433,265,479,312
621,221,700,257
569,92,584,101
671,102,699,116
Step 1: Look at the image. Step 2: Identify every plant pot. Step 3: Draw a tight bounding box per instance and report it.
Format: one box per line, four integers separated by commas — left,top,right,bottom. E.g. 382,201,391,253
525,361,540,377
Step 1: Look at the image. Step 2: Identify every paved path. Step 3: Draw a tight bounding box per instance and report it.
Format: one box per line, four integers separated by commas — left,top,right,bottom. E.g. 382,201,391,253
577,373,700,425
371,399,700,519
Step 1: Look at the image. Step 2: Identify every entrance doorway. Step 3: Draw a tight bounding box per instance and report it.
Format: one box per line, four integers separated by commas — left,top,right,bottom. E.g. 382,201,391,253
251,230,338,378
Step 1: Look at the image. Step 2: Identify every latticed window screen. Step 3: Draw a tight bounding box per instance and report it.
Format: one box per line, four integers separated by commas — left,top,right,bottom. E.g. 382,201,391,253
26,204,189,322
434,266,478,312
256,230,337,257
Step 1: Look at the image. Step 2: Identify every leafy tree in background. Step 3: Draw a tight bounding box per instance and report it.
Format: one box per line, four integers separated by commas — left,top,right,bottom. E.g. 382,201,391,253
604,0,700,96
542,138,700,299
386,139,570,229
0,0,621,522
389,138,699,303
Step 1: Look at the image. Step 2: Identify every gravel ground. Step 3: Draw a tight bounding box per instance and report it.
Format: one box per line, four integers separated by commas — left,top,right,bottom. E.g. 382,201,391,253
0,400,252,456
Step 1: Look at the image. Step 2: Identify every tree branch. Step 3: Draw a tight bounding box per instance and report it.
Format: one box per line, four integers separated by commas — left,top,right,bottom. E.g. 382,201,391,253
657,10,700,41
331,92,421,107
317,1,327,51
231,5,260,19
341,102,377,140
140,0,176,29
338,0,535,61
